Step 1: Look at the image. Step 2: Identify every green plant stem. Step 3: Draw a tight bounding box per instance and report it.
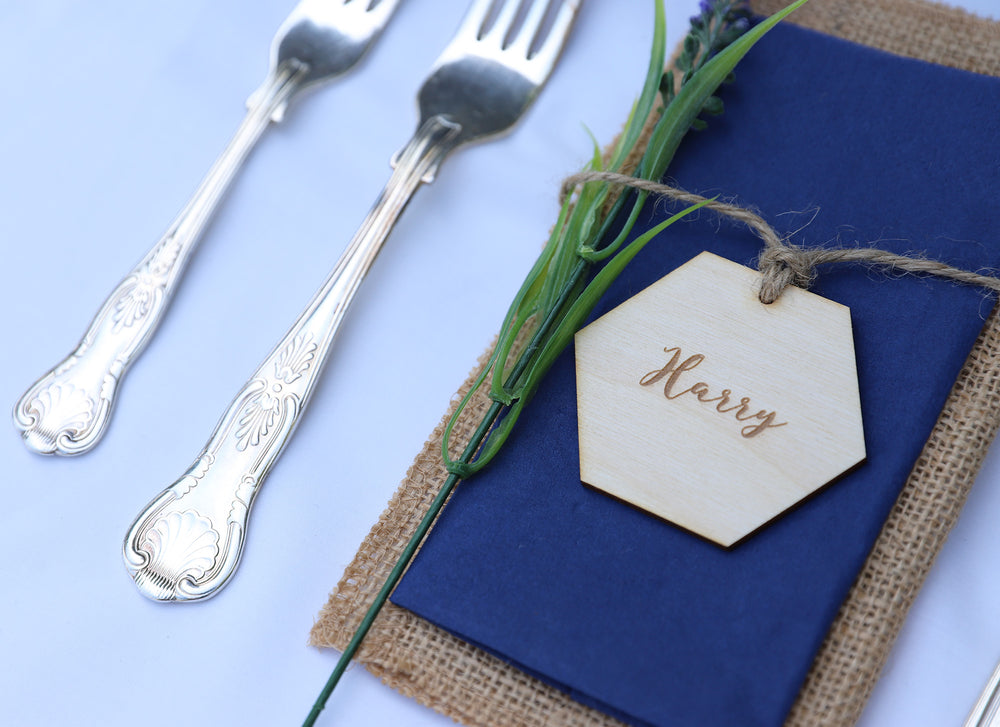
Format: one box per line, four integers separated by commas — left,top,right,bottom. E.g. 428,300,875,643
301,467,469,727
302,260,589,727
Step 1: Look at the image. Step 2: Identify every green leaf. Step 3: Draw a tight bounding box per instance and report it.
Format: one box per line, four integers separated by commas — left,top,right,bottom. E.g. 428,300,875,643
604,0,667,172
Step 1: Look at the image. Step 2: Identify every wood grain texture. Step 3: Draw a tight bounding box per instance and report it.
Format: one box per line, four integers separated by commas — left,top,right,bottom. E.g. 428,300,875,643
574,252,866,546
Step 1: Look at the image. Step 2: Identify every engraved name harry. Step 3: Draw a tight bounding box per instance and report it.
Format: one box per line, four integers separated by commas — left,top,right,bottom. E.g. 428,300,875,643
639,346,787,438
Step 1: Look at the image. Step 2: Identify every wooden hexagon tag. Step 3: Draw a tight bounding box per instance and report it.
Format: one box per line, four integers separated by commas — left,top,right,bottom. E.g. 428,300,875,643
574,252,865,546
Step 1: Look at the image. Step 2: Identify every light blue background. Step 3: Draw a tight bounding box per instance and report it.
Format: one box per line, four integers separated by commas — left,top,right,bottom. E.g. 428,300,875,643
0,1,996,725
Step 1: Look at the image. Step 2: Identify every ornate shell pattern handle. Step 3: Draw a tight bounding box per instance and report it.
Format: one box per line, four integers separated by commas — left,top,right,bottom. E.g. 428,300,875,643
13,234,188,455
122,328,323,601
13,66,304,456
123,117,460,601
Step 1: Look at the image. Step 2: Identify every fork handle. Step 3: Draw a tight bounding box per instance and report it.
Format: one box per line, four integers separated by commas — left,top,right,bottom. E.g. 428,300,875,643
966,658,1000,727
13,64,304,456
123,115,461,601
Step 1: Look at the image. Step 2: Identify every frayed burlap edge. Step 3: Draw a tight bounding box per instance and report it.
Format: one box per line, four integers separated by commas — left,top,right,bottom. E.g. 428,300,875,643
310,2,1000,725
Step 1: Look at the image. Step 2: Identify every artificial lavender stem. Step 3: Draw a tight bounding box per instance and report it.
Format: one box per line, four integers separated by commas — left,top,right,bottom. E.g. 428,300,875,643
301,0,800,717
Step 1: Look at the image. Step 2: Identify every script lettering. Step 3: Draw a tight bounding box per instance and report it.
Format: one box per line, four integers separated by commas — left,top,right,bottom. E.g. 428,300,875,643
639,346,787,438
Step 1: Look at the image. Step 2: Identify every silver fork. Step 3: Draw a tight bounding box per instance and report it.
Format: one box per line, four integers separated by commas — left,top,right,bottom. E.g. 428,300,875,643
965,658,1000,727
123,0,581,602
13,0,400,456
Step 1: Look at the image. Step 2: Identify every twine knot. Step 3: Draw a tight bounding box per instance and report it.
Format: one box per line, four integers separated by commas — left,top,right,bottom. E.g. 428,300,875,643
756,244,816,304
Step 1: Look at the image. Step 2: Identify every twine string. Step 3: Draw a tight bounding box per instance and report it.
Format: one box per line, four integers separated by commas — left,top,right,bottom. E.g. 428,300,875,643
561,170,1000,304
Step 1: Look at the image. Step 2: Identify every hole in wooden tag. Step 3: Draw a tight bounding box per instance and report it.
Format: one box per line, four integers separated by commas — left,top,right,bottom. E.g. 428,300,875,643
574,251,865,547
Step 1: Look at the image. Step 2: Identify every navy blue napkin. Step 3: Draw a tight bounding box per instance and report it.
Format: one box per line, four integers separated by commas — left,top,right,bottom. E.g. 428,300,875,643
392,22,1000,727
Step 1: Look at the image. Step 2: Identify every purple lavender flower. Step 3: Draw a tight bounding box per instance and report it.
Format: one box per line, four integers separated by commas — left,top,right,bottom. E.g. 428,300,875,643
691,0,714,26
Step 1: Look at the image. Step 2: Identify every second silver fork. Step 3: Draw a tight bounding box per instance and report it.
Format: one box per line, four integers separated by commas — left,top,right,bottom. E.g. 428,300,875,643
123,0,581,602
13,0,400,456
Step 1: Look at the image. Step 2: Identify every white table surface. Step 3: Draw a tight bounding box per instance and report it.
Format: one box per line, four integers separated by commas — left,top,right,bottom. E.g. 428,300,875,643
1,1,997,725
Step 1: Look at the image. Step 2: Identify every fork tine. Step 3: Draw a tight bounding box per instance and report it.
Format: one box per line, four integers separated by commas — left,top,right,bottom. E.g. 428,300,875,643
507,0,551,56
524,0,579,76
453,0,497,41
486,0,522,43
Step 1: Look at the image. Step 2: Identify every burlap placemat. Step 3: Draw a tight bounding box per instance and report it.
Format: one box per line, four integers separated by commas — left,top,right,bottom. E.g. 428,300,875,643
310,2,1000,725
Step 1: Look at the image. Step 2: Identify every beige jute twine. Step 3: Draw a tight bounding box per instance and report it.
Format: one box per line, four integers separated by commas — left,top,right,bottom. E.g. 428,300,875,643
561,169,1000,304
311,2,1000,726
